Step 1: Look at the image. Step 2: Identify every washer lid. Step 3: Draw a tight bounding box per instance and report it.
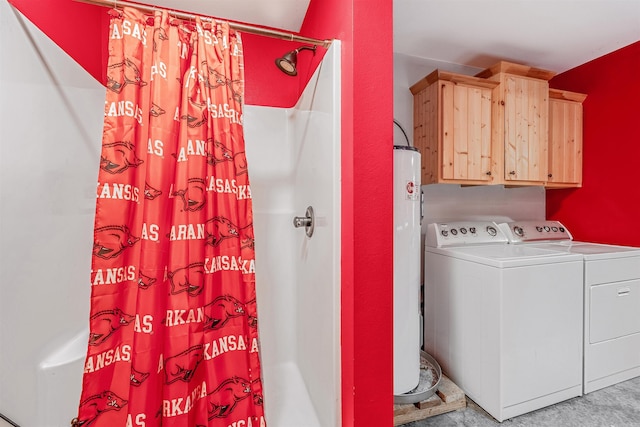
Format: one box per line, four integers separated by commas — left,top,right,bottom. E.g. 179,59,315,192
429,244,583,268
533,241,640,260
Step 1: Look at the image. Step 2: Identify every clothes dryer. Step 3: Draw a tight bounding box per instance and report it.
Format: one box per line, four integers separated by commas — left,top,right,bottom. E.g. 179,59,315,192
424,221,584,422
498,220,640,394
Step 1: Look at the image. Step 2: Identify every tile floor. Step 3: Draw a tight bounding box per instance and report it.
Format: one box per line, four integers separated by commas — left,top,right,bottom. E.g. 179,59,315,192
2,379,639,426
405,376,640,427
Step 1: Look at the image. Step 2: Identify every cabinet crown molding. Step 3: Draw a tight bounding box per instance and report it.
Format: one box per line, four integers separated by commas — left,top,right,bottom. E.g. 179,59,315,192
410,70,500,94
549,88,588,102
475,61,556,81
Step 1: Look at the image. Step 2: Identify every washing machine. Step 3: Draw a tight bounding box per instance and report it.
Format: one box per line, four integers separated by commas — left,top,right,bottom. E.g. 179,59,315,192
498,220,640,394
423,221,584,422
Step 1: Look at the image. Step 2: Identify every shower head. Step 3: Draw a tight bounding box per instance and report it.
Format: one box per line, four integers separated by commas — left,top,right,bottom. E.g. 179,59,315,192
275,45,317,76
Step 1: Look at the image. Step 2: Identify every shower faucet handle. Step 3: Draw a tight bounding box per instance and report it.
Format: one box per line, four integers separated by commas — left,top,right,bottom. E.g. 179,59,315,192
293,206,315,238
293,216,312,228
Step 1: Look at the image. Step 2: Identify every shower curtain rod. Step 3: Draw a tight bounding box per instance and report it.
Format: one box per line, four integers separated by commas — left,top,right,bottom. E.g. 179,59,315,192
74,0,333,48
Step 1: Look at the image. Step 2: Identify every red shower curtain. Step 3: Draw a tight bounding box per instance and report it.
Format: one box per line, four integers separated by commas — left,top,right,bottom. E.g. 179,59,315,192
74,7,265,427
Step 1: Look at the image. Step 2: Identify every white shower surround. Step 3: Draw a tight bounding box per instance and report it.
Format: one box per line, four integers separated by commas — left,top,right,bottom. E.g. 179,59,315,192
0,2,341,425
245,42,342,427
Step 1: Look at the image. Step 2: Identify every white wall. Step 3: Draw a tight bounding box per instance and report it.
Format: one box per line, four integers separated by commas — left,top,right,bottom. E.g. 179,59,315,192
246,42,341,427
421,184,546,226
291,42,341,427
0,2,103,425
393,52,483,146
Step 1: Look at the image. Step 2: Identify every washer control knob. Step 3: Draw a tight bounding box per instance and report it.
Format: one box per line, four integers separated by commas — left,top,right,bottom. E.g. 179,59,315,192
460,227,468,234
486,226,497,237
543,226,551,232
451,229,458,236
469,227,476,234
441,229,449,237
513,226,524,237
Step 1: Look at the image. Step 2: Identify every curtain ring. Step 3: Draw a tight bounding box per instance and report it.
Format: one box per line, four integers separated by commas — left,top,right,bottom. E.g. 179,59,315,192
108,0,122,18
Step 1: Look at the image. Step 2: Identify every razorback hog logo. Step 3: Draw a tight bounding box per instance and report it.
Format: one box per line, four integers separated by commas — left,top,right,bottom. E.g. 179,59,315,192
205,216,254,249
130,367,150,387
201,62,244,105
200,61,227,90
149,102,166,117
227,77,243,105
152,26,168,52
100,141,144,174
206,141,247,175
207,377,253,420
168,262,205,296
89,308,135,346
137,271,156,290
164,345,204,384
144,182,162,200
180,97,209,128
106,58,147,93
234,151,248,175
245,298,258,329
75,390,127,426
206,140,233,167
181,110,208,128
253,390,264,406
93,225,140,259
203,295,245,330
172,178,206,212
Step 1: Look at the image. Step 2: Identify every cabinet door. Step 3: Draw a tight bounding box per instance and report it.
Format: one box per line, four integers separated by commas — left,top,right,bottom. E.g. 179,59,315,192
413,80,439,184
503,76,549,183
548,98,583,186
440,81,493,182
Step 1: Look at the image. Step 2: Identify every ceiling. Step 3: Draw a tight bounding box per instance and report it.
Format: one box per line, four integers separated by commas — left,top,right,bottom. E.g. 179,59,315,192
393,0,640,73
152,0,639,74
148,0,311,33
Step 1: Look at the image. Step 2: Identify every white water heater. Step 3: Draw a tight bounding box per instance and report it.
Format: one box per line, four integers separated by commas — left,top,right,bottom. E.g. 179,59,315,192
393,145,421,395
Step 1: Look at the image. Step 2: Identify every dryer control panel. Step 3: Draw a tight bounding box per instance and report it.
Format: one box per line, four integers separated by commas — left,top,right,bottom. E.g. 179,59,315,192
426,221,508,248
498,220,573,243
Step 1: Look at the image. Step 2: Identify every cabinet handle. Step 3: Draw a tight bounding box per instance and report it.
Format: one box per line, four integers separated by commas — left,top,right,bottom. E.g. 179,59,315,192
486,171,491,176
548,173,553,178
618,287,631,297
509,171,516,175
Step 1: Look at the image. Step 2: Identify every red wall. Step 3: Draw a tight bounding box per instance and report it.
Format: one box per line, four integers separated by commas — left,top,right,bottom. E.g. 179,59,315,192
300,1,394,426
242,33,325,107
547,41,640,247
7,0,320,107
8,0,395,425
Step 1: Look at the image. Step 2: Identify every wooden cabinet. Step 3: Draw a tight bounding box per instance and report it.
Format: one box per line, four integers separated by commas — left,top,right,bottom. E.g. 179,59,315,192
410,70,499,185
411,62,586,188
546,89,587,188
476,61,556,185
